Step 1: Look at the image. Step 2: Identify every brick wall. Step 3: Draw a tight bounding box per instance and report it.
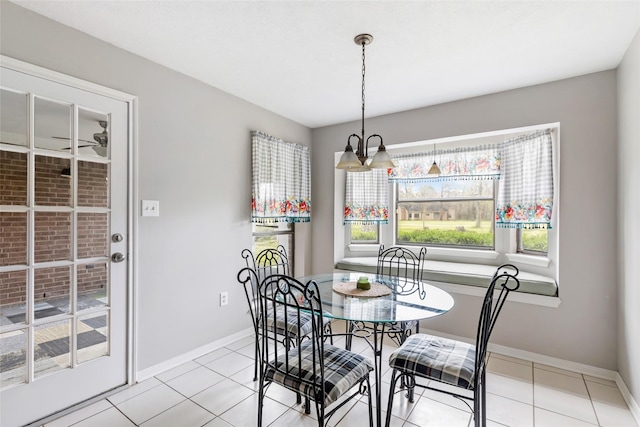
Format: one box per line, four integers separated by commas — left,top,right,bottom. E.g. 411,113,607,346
1,152,110,309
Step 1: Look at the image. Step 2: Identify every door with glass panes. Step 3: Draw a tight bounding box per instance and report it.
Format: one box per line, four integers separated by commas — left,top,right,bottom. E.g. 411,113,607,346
0,64,129,427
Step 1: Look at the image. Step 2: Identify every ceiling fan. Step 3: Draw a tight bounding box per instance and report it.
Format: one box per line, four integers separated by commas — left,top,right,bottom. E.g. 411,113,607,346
54,120,108,148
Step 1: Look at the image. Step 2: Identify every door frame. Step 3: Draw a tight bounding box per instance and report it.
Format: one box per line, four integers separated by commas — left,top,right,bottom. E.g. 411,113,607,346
1,55,139,389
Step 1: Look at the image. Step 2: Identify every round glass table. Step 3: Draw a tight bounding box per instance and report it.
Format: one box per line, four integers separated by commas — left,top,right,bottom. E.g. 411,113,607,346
297,272,454,427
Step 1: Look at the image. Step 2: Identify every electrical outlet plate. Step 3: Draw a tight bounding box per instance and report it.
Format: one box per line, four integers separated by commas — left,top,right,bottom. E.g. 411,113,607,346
220,292,228,306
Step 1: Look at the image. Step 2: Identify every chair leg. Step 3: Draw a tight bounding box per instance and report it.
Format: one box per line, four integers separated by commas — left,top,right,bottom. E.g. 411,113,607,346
257,377,266,427
366,377,373,427
253,335,259,382
305,396,311,415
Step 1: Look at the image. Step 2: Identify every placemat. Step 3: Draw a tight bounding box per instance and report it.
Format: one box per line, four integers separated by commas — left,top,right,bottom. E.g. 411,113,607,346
332,281,392,297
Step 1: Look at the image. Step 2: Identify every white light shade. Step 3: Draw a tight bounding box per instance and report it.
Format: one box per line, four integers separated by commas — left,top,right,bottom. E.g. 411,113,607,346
427,161,441,175
336,150,361,169
369,149,395,169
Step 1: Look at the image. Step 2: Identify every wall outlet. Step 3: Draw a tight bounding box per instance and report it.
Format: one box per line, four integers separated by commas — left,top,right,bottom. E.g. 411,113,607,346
220,291,228,306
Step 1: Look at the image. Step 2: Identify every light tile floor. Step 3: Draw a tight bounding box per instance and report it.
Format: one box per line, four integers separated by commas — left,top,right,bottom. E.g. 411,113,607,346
43,322,638,427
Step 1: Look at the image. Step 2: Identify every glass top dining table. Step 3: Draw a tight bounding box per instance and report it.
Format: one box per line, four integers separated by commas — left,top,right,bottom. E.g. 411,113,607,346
297,271,455,427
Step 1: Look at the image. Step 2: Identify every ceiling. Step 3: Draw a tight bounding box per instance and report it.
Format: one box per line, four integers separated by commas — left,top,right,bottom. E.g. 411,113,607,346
10,0,640,129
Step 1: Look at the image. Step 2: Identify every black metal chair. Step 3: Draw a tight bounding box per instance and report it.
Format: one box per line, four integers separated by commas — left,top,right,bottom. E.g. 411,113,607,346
384,264,520,427
237,269,374,427
376,245,427,345
240,246,332,382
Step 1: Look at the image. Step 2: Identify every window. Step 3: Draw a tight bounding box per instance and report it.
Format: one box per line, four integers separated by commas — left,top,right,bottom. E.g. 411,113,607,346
350,223,379,244
252,223,294,274
396,180,495,249
518,228,548,254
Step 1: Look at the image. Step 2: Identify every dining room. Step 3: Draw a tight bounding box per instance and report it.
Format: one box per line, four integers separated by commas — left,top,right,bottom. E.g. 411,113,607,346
1,1,639,426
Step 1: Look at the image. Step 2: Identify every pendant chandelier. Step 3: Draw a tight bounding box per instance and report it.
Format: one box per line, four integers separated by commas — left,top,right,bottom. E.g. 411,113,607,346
335,34,395,172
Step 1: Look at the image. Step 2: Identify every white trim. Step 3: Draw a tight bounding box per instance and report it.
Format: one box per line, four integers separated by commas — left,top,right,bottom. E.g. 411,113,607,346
616,372,640,425
135,327,254,382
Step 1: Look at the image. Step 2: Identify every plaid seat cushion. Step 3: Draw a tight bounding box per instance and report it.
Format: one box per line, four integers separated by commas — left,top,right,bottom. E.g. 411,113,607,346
265,307,331,337
388,333,476,389
265,342,373,405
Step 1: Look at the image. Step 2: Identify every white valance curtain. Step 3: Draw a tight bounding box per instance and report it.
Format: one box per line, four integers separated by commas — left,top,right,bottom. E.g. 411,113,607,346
496,129,554,229
388,145,501,182
344,169,389,224
251,131,311,223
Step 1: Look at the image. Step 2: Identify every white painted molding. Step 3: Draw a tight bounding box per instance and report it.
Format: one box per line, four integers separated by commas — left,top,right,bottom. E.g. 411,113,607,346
135,327,253,382
616,372,640,425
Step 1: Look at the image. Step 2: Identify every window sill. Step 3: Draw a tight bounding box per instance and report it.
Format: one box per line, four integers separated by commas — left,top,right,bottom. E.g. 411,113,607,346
505,253,551,268
427,280,561,308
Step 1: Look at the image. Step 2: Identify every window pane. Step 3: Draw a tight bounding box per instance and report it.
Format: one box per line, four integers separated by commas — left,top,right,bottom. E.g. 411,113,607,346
520,228,548,253
77,262,108,310
0,151,27,205
1,329,27,387
34,319,71,378
0,212,27,266
398,180,493,201
0,89,28,147
34,97,72,152
251,223,293,274
35,155,72,206
397,200,494,248
0,270,27,325
34,212,72,263
350,223,379,243
77,312,109,363
78,161,108,207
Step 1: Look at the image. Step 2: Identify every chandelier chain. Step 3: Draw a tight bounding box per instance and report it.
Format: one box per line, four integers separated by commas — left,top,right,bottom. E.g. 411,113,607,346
361,39,366,140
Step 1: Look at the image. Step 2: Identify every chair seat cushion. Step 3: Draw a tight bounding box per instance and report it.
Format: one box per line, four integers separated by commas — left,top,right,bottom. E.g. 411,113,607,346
266,342,373,405
389,333,476,390
265,307,331,337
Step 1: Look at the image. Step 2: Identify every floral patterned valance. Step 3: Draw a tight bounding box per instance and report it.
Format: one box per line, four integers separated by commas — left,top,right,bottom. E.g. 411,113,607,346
496,129,554,229
251,131,311,223
388,145,501,182
344,168,389,225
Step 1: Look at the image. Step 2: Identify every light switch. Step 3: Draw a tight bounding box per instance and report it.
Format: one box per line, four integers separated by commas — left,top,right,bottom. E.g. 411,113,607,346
142,200,160,217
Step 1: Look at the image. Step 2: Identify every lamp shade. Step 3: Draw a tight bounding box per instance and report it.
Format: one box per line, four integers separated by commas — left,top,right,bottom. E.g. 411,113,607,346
336,149,362,169
369,149,395,169
427,161,441,175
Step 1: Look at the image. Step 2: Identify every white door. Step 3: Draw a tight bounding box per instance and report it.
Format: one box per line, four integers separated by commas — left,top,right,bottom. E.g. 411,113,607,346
0,65,130,427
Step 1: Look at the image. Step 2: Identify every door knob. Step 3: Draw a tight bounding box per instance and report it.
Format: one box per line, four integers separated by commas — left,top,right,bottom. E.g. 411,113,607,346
111,252,126,263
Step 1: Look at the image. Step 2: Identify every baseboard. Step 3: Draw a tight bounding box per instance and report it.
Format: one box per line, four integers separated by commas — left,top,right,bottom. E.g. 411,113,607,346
135,327,253,382
616,372,640,425
420,326,640,426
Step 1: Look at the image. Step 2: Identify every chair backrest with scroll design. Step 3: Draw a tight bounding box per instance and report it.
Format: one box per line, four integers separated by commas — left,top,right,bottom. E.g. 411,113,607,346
376,245,427,298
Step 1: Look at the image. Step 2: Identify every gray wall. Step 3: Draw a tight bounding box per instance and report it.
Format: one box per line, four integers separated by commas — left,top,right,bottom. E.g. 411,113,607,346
312,72,620,371
0,2,312,371
617,29,640,409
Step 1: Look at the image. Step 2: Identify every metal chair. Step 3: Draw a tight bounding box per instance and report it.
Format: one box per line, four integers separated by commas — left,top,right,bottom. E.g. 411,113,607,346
376,245,427,345
384,264,520,427
237,269,374,427
240,246,332,382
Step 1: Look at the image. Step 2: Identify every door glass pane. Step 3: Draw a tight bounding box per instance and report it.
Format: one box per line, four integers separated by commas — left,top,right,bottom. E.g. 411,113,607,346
0,151,27,205
0,89,28,147
0,270,27,325
34,212,72,263
35,155,72,206
0,212,27,266
34,97,72,152
77,262,108,310
78,161,108,207
34,319,71,378
34,266,71,318
77,312,109,363
0,329,27,387
78,110,108,159
77,213,109,259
